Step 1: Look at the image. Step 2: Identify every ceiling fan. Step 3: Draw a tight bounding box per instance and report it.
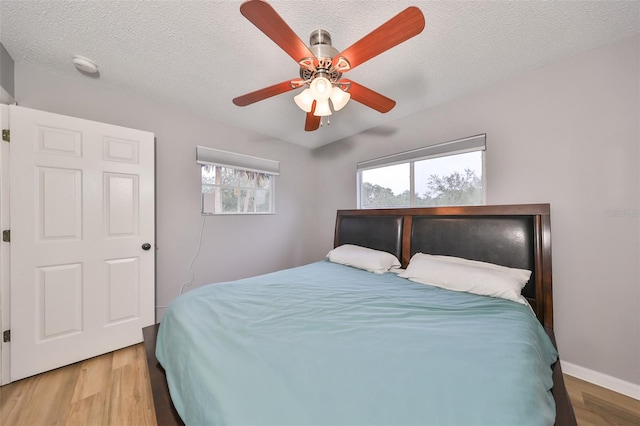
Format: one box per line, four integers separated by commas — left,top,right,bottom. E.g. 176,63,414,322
232,0,425,131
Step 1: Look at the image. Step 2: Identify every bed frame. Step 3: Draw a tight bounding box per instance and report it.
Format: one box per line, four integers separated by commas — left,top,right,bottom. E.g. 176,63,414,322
144,203,576,425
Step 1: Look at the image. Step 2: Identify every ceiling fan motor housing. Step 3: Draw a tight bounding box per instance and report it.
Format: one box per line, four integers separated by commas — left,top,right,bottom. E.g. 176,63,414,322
300,29,342,82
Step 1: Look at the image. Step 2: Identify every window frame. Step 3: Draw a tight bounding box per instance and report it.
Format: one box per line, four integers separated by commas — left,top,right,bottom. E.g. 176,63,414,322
196,146,279,216
201,165,275,215
356,134,486,209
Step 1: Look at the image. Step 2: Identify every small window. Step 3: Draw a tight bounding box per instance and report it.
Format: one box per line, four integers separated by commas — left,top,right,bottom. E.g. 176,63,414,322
202,165,273,214
358,135,485,209
196,146,279,215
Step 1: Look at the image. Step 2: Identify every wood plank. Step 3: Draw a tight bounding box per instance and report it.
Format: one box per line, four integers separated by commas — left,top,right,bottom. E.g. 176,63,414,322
0,369,40,423
108,360,155,425
71,350,113,403
67,393,107,426
564,374,640,426
0,344,157,425
18,365,76,424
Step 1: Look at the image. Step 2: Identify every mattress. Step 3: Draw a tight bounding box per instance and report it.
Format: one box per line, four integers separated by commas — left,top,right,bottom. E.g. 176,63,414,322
156,260,558,425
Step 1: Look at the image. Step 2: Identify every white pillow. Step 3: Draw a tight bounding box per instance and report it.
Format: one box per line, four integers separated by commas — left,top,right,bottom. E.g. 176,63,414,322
327,244,401,274
398,253,531,305
431,255,532,283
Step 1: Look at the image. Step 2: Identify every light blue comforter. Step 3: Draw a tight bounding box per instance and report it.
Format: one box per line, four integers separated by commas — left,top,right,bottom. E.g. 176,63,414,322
157,261,557,426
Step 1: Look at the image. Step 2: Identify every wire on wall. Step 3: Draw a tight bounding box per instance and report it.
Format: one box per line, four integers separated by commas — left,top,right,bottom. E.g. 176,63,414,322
155,214,207,310
179,214,207,295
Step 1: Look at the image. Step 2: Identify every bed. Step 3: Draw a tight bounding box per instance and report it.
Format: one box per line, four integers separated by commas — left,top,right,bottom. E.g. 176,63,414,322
144,204,576,425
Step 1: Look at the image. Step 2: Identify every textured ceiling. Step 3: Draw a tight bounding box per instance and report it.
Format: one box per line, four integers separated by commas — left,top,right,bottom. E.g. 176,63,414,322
1,1,638,149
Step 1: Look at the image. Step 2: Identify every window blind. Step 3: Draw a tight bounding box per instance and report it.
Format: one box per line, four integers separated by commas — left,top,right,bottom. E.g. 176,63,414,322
196,146,280,175
357,134,486,171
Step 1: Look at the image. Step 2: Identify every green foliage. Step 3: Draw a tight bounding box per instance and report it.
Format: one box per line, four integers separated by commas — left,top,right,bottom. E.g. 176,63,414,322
362,169,482,208
361,182,409,208
419,169,483,206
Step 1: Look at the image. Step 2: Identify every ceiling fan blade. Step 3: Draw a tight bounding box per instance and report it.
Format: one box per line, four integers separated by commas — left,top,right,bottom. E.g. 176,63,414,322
343,80,396,113
305,101,321,131
240,0,316,64
233,80,300,106
333,7,425,72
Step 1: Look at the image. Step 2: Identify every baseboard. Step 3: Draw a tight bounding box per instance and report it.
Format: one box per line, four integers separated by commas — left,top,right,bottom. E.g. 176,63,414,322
561,360,640,401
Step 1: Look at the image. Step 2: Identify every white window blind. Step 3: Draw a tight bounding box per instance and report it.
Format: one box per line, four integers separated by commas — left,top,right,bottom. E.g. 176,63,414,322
357,134,486,171
196,145,280,175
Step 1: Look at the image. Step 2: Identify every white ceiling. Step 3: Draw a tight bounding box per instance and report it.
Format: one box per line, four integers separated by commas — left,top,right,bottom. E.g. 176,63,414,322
1,1,638,149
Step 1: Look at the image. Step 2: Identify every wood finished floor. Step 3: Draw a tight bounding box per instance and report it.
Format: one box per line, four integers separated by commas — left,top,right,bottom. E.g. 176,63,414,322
0,343,156,426
1,343,638,426
565,374,640,426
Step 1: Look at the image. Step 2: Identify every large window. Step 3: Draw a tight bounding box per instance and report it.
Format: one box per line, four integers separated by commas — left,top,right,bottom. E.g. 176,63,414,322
358,135,485,209
197,146,279,215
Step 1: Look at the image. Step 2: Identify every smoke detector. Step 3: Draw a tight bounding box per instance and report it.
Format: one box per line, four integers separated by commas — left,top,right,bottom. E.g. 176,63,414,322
72,55,99,74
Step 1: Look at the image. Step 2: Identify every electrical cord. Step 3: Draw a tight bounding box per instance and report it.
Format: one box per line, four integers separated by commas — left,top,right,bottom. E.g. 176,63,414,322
179,214,207,295
156,214,207,310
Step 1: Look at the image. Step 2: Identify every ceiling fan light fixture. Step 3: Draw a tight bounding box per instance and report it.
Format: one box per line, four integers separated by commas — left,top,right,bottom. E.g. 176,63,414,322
309,76,332,101
294,89,314,112
313,100,332,117
330,86,351,111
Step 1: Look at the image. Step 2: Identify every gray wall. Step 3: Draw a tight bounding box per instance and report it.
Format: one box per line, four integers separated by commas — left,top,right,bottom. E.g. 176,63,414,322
14,63,320,320
0,42,14,102
313,35,640,386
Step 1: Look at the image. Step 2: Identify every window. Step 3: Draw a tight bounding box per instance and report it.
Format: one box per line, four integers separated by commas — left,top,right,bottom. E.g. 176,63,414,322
358,134,485,209
201,166,273,214
196,146,279,214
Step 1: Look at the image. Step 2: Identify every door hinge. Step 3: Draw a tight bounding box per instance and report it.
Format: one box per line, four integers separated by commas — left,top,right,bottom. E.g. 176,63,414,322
2,230,9,242
2,330,9,343
2,129,9,142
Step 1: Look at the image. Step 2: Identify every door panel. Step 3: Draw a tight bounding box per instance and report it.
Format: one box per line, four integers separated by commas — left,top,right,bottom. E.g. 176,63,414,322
38,167,83,240
37,263,83,339
105,173,138,236
103,136,139,163
9,105,155,381
37,125,83,157
106,257,140,323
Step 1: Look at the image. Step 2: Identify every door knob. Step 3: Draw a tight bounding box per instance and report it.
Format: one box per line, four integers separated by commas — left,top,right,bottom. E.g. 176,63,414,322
142,243,152,251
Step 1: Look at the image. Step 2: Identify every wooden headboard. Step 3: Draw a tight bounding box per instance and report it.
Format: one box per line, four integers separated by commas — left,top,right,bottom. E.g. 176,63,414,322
334,204,553,329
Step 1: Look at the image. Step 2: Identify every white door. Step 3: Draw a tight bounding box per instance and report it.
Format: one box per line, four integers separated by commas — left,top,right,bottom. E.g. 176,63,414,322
0,106,10,385
9,105,155,381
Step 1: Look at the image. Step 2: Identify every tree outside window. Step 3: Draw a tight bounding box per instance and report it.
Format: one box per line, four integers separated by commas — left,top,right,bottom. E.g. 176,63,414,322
202,165,273,214
359,150,484,208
